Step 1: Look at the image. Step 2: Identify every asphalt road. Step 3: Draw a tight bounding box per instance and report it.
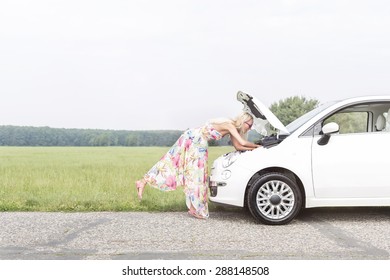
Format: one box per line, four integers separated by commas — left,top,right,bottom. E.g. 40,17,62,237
1,207,390,260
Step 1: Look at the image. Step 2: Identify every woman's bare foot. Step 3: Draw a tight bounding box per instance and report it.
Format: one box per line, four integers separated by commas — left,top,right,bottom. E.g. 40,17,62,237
188,210,204,219
135,180,146,201
188,207,206,219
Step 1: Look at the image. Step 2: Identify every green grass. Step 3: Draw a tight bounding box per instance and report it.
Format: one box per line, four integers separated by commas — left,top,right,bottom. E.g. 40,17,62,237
0,146,233,212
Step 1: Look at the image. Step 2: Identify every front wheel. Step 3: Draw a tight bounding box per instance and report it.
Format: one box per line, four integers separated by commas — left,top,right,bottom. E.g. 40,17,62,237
246,172,303,225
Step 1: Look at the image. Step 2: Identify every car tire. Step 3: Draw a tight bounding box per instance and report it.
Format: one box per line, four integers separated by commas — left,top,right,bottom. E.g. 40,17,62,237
247,172,303,225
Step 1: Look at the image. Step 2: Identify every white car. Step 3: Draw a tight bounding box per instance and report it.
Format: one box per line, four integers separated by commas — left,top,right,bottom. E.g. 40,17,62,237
209,91,390,225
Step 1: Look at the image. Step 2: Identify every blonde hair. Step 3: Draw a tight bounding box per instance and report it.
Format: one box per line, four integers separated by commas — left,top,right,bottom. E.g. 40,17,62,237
209,112,253,140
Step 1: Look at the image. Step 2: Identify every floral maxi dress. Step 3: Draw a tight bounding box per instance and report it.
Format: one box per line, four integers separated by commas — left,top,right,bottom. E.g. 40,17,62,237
143,124,222,218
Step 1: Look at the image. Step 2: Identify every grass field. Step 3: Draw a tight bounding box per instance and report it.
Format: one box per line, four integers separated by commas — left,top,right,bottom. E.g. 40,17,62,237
0,146,234,212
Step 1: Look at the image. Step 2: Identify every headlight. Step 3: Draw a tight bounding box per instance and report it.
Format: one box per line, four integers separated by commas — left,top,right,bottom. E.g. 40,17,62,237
222,151,241,168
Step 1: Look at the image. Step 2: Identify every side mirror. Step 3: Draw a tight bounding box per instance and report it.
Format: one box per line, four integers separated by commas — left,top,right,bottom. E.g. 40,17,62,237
317,122,339,146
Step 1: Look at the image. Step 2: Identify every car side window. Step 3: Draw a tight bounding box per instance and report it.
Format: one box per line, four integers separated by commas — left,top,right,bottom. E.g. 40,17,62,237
323,112,369,134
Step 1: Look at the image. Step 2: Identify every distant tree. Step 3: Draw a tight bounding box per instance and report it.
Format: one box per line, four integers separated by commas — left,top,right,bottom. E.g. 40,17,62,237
126,134,140,146
269,96,320,126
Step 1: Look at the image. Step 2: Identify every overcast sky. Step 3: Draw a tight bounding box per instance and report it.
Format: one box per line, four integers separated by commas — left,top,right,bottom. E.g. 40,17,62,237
1,0,389,130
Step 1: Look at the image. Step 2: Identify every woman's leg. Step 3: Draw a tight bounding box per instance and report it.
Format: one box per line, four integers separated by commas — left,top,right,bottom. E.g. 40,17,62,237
135,179,146,201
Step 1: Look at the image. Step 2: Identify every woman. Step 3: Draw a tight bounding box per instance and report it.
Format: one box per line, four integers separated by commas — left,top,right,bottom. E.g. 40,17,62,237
135,112,260,219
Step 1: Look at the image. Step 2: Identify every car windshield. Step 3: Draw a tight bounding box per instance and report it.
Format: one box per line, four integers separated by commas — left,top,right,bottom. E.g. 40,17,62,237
285,101,338,133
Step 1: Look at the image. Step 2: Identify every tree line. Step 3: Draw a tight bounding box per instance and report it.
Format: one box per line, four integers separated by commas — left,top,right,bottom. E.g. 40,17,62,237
0,96,320,146
0,126,183,146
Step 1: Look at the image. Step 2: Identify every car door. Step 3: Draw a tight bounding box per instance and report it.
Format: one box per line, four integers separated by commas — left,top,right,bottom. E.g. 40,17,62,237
311,110,390,199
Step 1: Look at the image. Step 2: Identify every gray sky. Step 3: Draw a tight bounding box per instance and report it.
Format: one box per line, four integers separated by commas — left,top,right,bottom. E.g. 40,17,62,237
1,0,389,130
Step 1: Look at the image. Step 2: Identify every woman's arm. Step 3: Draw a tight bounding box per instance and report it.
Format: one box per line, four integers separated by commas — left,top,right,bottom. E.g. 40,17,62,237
223,123,261,151
230,136,259,151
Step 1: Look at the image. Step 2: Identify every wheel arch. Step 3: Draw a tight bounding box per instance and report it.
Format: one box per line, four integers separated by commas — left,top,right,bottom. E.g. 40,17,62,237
244,167,306,209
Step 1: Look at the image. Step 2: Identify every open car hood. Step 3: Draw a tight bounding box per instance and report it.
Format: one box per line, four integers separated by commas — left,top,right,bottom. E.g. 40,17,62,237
237,91,289,135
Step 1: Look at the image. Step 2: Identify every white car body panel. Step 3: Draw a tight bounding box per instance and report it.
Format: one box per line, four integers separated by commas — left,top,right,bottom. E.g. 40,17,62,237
312,132,390,198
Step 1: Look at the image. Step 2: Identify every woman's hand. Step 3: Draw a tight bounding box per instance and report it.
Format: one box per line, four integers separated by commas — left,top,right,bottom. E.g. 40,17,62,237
231,137,261,151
